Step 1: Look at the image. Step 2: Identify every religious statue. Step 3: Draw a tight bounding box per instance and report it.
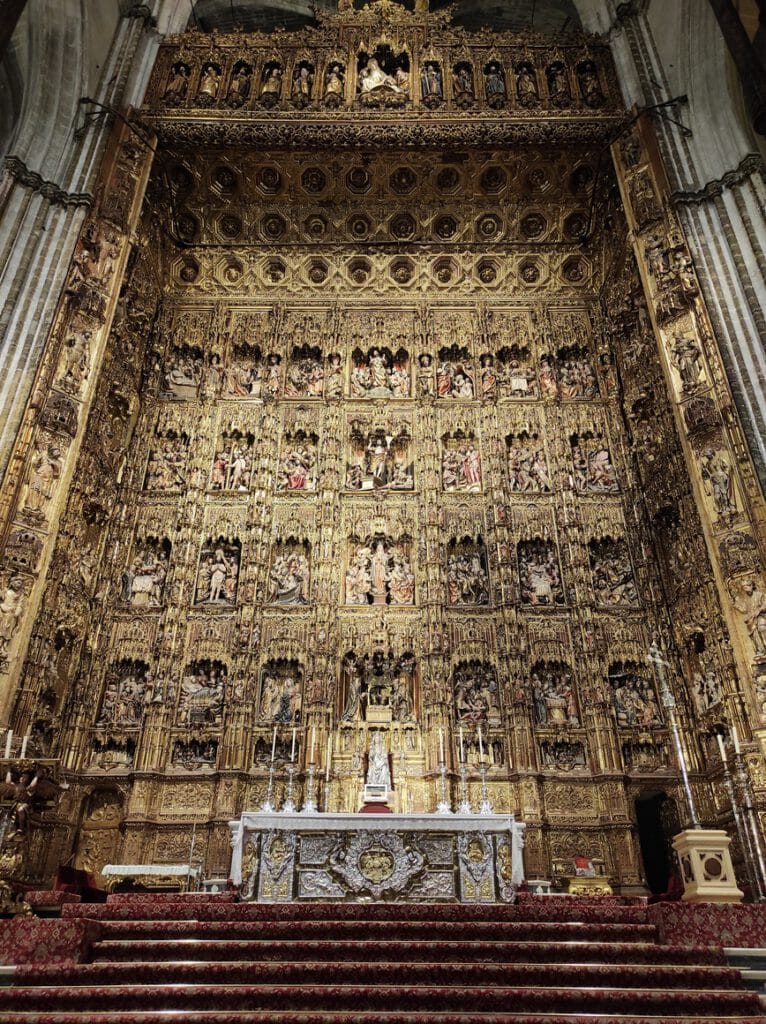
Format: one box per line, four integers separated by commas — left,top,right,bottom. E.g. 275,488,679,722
447,545,489,605
268,547,310,604
507,440,551,492
0,577,25,658
260,66,283,105
197,64,220,104
194,541,240,605
178,661,226,726
226,64,252,106
484,64,506,106
144,437,187,490
452,65,474,105
442,441,482,492
163,64,189,103
277,438,318,491
22,444,62,515
358,58,408,103
577,61,604,107
420,62,443,104
515,63,538,106
732,578,766,656
671,334,705,390
58,329,91,391
518,541,564,606
366,731,391,789
291,64,313,106
700,447,736,515
323,64,345,106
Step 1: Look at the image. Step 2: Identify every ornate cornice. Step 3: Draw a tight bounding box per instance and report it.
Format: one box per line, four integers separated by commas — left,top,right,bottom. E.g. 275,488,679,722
3,156,93,209
670,153,765,207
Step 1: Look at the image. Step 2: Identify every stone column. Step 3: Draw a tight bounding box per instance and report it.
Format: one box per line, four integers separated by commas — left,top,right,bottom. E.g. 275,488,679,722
707,0,766,134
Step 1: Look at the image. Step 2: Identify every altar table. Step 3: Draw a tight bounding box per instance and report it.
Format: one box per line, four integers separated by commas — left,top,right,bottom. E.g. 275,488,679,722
229,812,525,903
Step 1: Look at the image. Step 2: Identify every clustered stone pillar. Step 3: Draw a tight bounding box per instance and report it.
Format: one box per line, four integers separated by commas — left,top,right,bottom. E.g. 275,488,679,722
707,0,766,135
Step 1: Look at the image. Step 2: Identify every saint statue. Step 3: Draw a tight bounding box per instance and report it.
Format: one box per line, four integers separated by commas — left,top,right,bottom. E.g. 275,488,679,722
366,731,391,789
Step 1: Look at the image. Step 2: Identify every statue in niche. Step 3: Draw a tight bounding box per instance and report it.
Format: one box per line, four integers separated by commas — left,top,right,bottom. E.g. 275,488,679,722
224,344,265,398
557,345,598,399
484,63,506,106
530,662,579,727
120,539,170,607
692,667,722,712
479,354,497,399
590,538,639,608
57,329,91,392
258,661,303,723
452,63,474,105
144,434,187,491
453,661,500,724
197,64,221,105
442,437,482,493
268,543,310,605
259,64,283,106
291,63,314,106
162,344,202,399
609,663,662,728
507,434,551,492
367,731,391,788
163,63,190,103
577,60,604,106
22,443,62,515
538,356,558,399
540,740,586,770
417,353,435,396
178,660,226,725
323,64,345,106
515,61,538,106
345,537,414,606
0,577,25,659
731,578,766,656
346,426,413,491
446,539,489,606
277,434,318,492
286,346,325,397
350,346,410,398
194,538,240,605
173,738,218,766
437,345,474,399
341,651,415,723
420,62,443,104
226,62,252,107
571,436,619,493
357,48,409,105
97,660,150,726
325,353,343,398
518,540,564,606
209,434,254,492
700,447,736,515
671,334,705,391
546,61,571,105
497,345,536,398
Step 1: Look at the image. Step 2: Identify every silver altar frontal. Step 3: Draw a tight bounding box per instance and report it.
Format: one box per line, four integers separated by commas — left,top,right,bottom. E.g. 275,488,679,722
229,813,526,903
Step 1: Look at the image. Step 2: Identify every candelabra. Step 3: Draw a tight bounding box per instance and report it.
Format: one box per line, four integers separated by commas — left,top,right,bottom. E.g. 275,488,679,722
261,758,276,813
323,779,331,813
436,759,452,814
731,737,766,901
282,763,297,813
478,762,493,815
302,764,318,813
458,760,471,814
717,735,762,901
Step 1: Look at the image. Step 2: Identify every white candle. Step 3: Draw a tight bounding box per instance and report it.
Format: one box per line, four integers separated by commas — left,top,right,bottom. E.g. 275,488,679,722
716,733,728,764
459,727,465,764
270,726,277,762
310,726,316,764
732,726,741,755
20,733,29,758
4,730,12,759
478,726,484,761
326,735,332,781
291,728,297,762
439,727,445,764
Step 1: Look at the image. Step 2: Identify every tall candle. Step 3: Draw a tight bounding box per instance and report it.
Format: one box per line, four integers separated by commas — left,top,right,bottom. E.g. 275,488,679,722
459,727,465,764
20,732,29,758
310,725,316,764
291,727,297,762
716,733,728,764
731,726,741,755
326,735,332,781
477,726,484,761
439,727,445,764
3,730,11,759
270,726,277,762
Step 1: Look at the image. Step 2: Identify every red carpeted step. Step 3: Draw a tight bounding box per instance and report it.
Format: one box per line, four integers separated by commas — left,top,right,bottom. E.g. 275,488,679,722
0,1014,765,1024
0,982,761,1015
89,937,727,965
11,960,745,991
92,918,659,943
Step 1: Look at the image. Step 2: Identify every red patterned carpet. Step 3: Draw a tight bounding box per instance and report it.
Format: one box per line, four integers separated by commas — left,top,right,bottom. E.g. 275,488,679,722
1,893,765,1023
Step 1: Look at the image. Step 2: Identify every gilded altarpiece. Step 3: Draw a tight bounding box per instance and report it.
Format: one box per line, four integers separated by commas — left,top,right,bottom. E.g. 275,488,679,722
1,0,765,890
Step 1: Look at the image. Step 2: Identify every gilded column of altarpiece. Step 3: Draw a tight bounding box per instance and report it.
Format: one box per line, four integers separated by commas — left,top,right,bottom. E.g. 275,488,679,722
0,0,763,888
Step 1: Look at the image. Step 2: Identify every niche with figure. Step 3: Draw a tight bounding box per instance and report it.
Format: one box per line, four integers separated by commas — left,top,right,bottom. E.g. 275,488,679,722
345,534,415,606
172,737,218,767
346,423,414,491
437,345,474,399
194,537,241,605
589,537,639,608
570,433,619,493
556,344,598,400
143,429,188,491
120,536,171,608
452,62,475,106
224,343,267,398
546,60,571,106
518,539,565,606
446,537,490,606
453,661,500,724
178,659,227,725
608,662,662,728
163,62,191,104
162,344,203,399
268,539,311,605
197,63,222,106
97,659,151,727
290,61,314,107
420,60,444,106
209,430,255,492
484,61,506,107
322,62,346,107
514,60,539,106
507,432,551,492
530,661,579,727
442,433,482,492
285,344,324,398
258,660,303,724
340,650,416,723
350,346,410,398
226,61,253,107
259,62,284,106
356,46,410,106
276,430,318,492
497,344,536,398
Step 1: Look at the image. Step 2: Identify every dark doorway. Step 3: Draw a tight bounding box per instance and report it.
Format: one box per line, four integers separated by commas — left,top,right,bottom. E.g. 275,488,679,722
635,791,679,894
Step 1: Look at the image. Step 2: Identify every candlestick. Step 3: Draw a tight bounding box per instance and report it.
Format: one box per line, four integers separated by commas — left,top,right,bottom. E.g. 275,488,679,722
262,728,278,812
732,743,766,901
458,760,471,814
478,761,493,815
732,725,741,755
325,735,332,782
477,726,484,762
290,727,296,762
438,726,445,764
4,730,12,759
436,760,451,814
20,733,28,758
302,763,317,813
282,763,297,813
719,737,761,900
459,726,465,764
716,733,727,763
270,725,277,761
310,725,316,764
